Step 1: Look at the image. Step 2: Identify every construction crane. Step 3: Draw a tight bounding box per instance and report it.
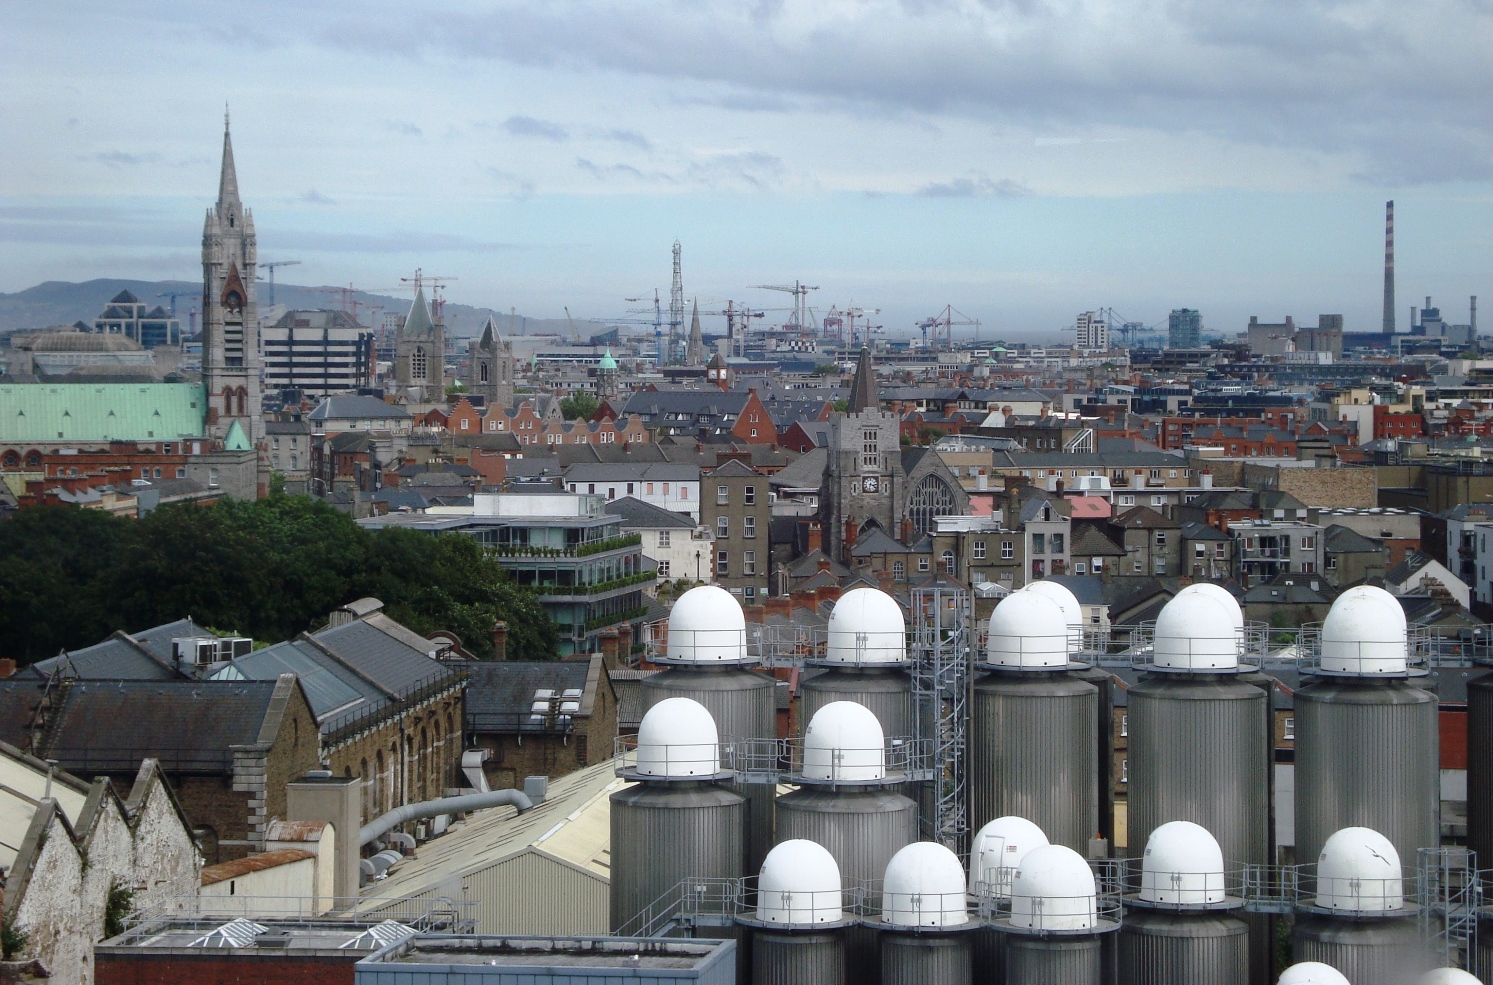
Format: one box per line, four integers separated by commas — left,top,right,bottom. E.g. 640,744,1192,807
256,260,301,307
750,281,819,337
564,306,582,343
156,291,195,317
822,305,881,347
623,291,668,364
400,269,459,322
917,304,980,349
319,284,366,320
1096,307,1160,347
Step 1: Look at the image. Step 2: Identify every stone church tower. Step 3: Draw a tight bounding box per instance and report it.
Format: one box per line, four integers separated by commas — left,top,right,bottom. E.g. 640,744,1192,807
469,314,514,409
821,346,906,561
201,112,263,445
395,282,445,402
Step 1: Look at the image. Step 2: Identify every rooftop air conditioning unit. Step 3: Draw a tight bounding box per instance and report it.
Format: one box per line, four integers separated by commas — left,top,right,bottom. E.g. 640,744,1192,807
217,637,253,661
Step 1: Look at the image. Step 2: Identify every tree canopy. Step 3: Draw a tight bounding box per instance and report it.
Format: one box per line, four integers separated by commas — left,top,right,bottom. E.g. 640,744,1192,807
0,497,557,665
560,391,600,420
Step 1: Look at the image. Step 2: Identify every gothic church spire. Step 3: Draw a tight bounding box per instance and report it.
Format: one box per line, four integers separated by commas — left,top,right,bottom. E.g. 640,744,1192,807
217,106,241,212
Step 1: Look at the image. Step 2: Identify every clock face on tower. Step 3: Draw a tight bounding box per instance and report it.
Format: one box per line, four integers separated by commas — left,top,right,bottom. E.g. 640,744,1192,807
862,475,879,492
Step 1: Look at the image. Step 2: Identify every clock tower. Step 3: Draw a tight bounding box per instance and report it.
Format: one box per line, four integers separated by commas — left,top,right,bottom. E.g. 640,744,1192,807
821,346,905,561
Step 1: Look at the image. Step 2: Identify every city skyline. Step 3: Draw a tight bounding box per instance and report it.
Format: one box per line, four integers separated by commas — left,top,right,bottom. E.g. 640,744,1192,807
3,2,1491,339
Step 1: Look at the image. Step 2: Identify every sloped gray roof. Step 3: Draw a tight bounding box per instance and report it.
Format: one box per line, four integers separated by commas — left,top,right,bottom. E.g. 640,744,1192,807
464,661,591,733
216,640,371,724
770,447,827,489
308,395,411,421
607,495,696,530
852,528,912,556
1324,524,1384,555
310,615,457,698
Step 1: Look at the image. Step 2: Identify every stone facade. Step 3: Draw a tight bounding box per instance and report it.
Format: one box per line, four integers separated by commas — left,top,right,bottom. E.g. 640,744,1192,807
323,689,465,823
468,316,515,410
1242,462,1378,509
705,459,772,602
394,285,446,402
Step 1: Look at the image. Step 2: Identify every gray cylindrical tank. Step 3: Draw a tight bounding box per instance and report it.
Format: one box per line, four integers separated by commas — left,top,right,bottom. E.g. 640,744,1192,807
1118,909,1248,985
1478,913,1493,982
1006,935,1102,985
1294,677,1439,871
881,932,972,985
1126,674,1269,867
644,665,776,871
973,927,1007,985
750,928,844,985
1291,915,1428,985
608,782,745,933
1466,672,1493,863
802,667,912,738
971,671,1098,853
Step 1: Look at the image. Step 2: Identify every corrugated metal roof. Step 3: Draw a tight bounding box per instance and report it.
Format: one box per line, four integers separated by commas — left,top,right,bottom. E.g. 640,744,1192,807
0,383,206,442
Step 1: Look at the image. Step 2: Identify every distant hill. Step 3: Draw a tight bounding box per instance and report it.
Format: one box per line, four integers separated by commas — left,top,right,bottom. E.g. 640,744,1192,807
0,279,579,339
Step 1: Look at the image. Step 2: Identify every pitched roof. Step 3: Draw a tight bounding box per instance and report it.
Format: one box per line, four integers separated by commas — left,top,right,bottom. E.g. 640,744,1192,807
402,285,436,338
214,639,373,725
464,660,593,732
310,615,454,696
1112,505,1180,529
1178,521,1230,542
607,495,696,530
1071,522,1127,557
1385,551,1436,586
706,459,758,478
848,347,877,412
308,395,410,421
0,382,206,442
1323,524,1384,555
851,528,912,556
1040,575,1105,606
770,446,827,488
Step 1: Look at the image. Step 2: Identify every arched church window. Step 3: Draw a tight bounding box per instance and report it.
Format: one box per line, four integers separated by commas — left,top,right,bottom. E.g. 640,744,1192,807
907,474,958,538
480,361,489,383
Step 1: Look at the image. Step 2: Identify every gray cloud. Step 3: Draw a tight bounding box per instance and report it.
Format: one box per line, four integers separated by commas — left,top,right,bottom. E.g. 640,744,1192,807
385,120,423,137
687,151,785,190
919,174,1030,198
502,115,569,141
272,228,525,255
575,158,676,184
86,151,163,169
486,168,538,197
597,128,652,151
297,189,336,205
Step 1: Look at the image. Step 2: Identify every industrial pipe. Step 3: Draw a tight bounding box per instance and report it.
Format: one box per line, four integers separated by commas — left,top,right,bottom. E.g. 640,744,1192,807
359,788,534,847
386,831,416,853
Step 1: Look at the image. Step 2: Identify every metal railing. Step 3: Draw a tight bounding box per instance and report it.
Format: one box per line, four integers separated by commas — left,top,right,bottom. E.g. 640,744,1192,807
612,735,727,779
322,666,467,746
612,735,933,784
1293,624,1430,675
121,894,478,935
1423,850,1480,971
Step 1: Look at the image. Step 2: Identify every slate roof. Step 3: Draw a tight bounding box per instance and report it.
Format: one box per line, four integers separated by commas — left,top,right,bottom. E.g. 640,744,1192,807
37,679,283,774
608,668,659,731
1179,521,1231,542
25,618,213,680
706,459,757,478
788,550,848,578
607,495,697,530
464,661,591,733
1112,505,1179,529
1040,574,1105,606
619,389,752,430
564,462,698,483
851,528,913,557
215,640,371,724
769,447,827,489
1323,524,1384,554
308,395,410,421
0,382,207,443
1071,523,1127,557
1019,496,1072,523
311,616,451,696
1385,551,1436,586
0,681,44,748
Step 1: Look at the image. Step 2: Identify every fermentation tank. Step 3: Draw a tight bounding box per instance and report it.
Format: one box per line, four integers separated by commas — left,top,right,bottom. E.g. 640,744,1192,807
643,585,777,872
1291,825,1431,985
1001,843,1116,985
609,698,746,935
874,841,975,985
801,586,913,737
1277,963,1352,985
740,839,848,985
969,815,1050,985
1118,820,1248,985
1294,585,1439,874
775,700,918,985
971,591,1098,852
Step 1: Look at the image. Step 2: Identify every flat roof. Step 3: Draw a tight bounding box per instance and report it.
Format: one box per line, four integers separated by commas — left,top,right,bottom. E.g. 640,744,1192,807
361,935,731,969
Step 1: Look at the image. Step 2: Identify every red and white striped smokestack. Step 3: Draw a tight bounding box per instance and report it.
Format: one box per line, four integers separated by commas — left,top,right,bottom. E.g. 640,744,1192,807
1383,200,1396,335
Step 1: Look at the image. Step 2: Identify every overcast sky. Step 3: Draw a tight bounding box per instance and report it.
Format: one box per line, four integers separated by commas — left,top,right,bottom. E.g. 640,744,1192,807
3,1,1491,340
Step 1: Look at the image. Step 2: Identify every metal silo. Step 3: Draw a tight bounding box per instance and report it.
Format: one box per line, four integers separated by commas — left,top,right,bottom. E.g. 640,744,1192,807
775,700,919,985
1463,672,1493,864
968,815,1050,985
999,843,1117,985
873,842,976,985
1291,825,1432,985
644,585,777,873
1294,586,1439,873
741,839,849,985
610,697,746,934
801,586,913,737
1118,821,1249,985
971,591,1098,853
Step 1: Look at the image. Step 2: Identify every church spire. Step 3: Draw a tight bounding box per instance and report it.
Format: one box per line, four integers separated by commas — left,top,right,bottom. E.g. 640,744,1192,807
848,345,877,412
685,298,705,366
217,105,240,210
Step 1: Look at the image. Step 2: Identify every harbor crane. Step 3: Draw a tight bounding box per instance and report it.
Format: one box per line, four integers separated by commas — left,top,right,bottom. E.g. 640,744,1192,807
156,291,195,317
917,304,980,349
401,269,458,322
256,260,301,307
750,281,819,336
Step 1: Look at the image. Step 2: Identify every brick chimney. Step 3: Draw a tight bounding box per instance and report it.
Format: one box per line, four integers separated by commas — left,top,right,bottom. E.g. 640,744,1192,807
817,586,842,606
0,658,14,679
597,629,621,667
817,557,832,574
490,620,508,661
617,622,635,662
807,522,823,555
766,597,793,619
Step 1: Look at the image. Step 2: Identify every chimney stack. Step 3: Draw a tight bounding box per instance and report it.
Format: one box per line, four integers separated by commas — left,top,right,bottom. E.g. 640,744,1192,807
1473,296,1478,335
491,620,508,661
1383,200,1396,334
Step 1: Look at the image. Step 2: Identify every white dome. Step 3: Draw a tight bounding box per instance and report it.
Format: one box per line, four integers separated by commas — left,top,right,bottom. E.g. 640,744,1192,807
1153,592,1239,671
1022,581,1083,651
1278,963,1353,985
802,701,886,781
1314,826,1404,912
986,592,1069,669
1010,844,1097,932
1140,820,1227,905
825,587,906,664
666,586,748,663
969,816,1049,896
1419,971,1484,985
883,842,970,927
635,698,720,778
1176,583,1244,631
1320,585,1408,675
756,839,843,924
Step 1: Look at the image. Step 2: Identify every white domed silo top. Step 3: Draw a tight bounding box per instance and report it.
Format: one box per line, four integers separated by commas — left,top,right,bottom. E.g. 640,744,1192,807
1176,583,1244,632
1320,585,1408,675
1153,592,1239,671
1314,826,1404,912
1022,581,1084,651
666,585,748,662
1278,963,1353,985
825,587,907,664
969,815,1049,896
986,591,1069,669
801,701,886,781
635,698,721,778
1010,844,1098,931
1140,820,1227,905
1418,970,1485,985
756,839,843,924
883,842,971,927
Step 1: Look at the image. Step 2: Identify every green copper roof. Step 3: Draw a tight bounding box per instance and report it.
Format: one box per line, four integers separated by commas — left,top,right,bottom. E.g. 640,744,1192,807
0,383,207,443
223,418,251,451
599,347,617,370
